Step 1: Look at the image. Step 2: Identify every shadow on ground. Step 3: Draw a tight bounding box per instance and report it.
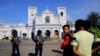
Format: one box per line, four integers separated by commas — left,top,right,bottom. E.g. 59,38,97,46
52,49,63,54
28,53,35,56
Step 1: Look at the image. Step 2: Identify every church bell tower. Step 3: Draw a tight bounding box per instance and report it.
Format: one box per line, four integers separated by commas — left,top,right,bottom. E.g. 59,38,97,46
28,6,37,26
57,7,67,25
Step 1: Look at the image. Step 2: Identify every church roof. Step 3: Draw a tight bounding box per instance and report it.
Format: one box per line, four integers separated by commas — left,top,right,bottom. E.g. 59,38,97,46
42,7,53,14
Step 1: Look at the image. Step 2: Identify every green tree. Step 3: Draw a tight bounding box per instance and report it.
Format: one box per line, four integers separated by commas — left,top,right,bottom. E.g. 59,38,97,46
86,12,100,38
87,12,100,27
90,27,100,38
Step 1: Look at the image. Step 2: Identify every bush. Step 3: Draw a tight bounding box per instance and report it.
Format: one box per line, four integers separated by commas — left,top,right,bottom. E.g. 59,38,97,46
90,27,100,38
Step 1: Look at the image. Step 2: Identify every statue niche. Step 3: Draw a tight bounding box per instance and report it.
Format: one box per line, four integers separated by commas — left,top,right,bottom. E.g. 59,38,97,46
45,16,50,23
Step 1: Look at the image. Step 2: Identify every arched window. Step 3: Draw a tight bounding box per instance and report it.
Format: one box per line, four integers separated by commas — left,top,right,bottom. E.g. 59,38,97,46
45,16,50,23
60,12,63,16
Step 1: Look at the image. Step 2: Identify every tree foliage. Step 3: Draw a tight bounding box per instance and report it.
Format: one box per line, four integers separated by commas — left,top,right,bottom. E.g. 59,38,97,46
90,27,100,38
86,12,100,38
87,12,100,27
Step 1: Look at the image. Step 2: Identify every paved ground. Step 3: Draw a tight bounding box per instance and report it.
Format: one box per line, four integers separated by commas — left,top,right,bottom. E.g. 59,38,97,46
1,40,100,56
0,39,63,56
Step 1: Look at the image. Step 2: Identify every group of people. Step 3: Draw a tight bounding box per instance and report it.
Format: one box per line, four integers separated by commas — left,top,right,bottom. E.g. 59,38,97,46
10,19,100,56
61,19,100,56
10,29,45,56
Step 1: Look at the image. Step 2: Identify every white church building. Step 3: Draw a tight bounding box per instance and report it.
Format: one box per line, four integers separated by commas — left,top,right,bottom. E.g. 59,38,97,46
27,6,67,39
0,6,70,40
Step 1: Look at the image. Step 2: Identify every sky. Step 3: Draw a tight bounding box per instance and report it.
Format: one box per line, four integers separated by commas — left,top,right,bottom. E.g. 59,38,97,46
0,0,100,25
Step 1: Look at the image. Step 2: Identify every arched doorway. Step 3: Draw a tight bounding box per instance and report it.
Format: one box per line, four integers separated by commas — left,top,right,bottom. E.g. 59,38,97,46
54,30,59,39
45,30,51,38
23,33,27,40
21,28,28,40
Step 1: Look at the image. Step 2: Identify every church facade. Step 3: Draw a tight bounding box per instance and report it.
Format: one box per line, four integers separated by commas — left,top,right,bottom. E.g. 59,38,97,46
27,6,67,39
0,6,68,39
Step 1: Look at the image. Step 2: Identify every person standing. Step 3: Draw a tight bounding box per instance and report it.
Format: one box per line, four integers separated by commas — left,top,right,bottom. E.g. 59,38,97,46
60,25,74,56
33,30,45,56
10,29,22,56
85,20,100,56
71,19,94,56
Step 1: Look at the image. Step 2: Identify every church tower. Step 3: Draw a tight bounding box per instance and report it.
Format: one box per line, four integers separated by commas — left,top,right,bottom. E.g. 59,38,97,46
28,6,37,26
57,7,67,25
